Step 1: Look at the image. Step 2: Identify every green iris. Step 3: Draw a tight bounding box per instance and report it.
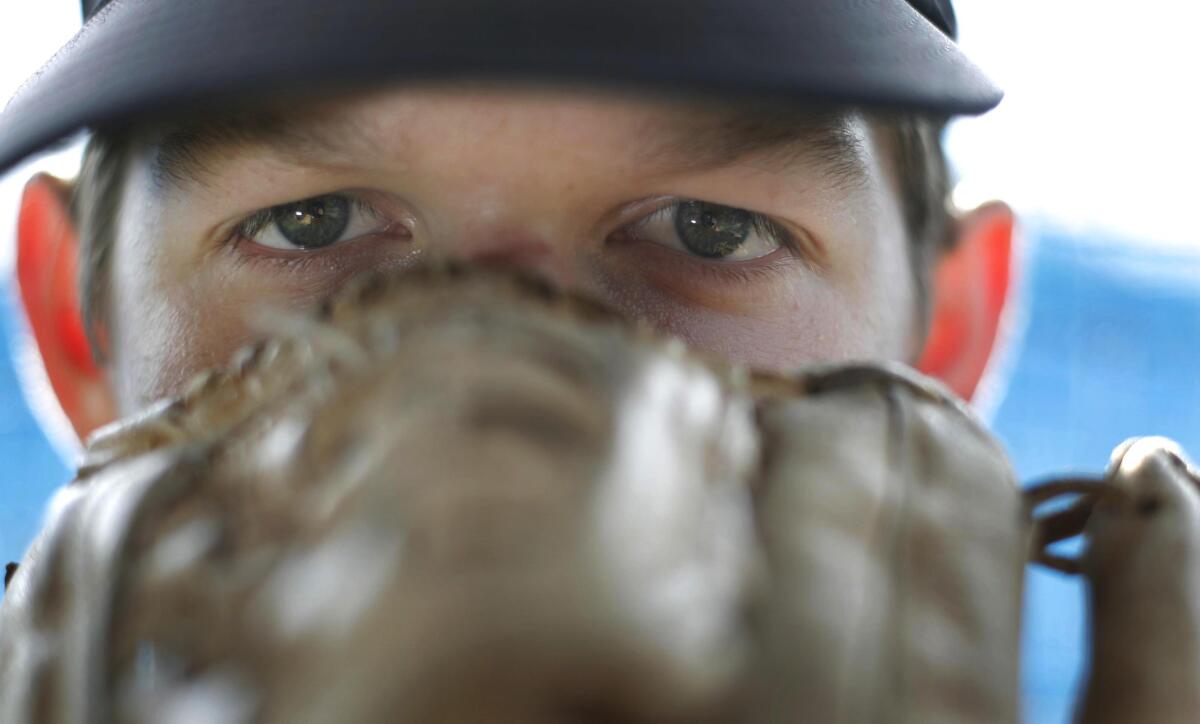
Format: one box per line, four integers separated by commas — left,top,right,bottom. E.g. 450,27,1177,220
272,195,351,249
674,201,753,258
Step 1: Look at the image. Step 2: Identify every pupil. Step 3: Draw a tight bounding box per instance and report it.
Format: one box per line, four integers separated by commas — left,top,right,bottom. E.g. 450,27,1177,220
274,195,351,249
675,201,752,258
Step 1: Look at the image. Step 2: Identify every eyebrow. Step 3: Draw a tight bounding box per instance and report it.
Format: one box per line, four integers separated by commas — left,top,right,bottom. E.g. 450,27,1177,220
148,104,870,192
638,108,870,188
149,110,368,189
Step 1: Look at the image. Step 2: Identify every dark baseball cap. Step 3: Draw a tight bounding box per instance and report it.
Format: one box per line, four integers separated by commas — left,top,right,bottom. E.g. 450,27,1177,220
0,0,999,175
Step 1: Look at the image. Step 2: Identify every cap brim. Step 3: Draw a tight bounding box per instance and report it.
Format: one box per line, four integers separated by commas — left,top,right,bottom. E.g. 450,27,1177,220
0,0,1001,174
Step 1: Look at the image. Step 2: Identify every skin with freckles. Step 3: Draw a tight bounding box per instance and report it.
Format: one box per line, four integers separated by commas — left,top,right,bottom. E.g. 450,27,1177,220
103,86,917,413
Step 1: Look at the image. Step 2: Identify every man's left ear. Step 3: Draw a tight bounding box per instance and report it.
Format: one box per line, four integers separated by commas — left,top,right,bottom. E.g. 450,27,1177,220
915,201,1016,401
16,173,116,442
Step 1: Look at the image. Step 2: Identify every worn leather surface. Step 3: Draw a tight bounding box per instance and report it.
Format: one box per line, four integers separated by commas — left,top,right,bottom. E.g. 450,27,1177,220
749,365,1026,724
0,267,1029,723
1074,438,1200,724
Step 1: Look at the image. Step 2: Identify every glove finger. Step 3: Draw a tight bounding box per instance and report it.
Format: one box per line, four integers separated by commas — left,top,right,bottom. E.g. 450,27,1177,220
746,364,1025,724
1076,437,1200,724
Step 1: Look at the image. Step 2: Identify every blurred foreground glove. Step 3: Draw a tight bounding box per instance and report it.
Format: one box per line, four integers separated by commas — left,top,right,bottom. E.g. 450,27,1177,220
1031,438,1200,724
0,267,1029,724
748,365,1028,723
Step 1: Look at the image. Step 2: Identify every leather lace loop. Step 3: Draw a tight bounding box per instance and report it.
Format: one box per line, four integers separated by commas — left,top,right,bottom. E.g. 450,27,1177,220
1024,478,1129,575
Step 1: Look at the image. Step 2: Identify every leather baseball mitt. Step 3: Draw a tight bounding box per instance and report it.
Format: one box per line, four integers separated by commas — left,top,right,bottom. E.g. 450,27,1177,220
1030,437,1200,724
0,267,1030,723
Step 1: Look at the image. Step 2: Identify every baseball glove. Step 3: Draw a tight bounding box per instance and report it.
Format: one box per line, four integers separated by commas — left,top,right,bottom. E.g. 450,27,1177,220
0,266,1030,723
1029,438,1200,724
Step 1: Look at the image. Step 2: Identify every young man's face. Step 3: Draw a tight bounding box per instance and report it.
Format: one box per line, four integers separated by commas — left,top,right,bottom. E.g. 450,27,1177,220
102,86,918,412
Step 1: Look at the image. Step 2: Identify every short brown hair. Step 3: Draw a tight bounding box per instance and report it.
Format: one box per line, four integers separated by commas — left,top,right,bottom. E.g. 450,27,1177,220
71,112,954,360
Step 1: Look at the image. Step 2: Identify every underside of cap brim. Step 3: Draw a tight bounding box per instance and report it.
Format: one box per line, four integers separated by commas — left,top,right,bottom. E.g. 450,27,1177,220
0,0,1001,175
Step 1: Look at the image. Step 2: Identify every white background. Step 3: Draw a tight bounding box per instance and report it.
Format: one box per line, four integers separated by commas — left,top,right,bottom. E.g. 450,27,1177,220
947,0,1200,249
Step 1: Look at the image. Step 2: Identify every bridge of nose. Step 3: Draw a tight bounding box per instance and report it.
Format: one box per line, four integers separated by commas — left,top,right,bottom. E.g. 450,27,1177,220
440,229,577,288
358,90,676,289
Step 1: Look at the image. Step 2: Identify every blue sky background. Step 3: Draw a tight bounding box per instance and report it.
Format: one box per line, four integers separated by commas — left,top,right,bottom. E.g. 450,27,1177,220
992,225,1200,722
1,2,1198,723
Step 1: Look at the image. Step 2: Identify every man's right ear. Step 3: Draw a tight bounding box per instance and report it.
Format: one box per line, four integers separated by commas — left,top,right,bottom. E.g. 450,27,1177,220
16,173,116,442
915,201,1015,402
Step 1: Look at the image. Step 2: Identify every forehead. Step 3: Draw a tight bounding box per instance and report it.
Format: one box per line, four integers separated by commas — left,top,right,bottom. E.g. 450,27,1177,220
141,85,874,190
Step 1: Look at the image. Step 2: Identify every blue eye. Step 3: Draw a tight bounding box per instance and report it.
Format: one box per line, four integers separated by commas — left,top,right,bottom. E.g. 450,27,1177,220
625,200,794,262
675,201,755,258
272,195,351,249
239,194,393,251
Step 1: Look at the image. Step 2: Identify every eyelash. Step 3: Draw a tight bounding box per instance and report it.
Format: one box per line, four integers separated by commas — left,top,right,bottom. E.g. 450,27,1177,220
630,200,802,256
226,194,815,282
232,195,381,242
